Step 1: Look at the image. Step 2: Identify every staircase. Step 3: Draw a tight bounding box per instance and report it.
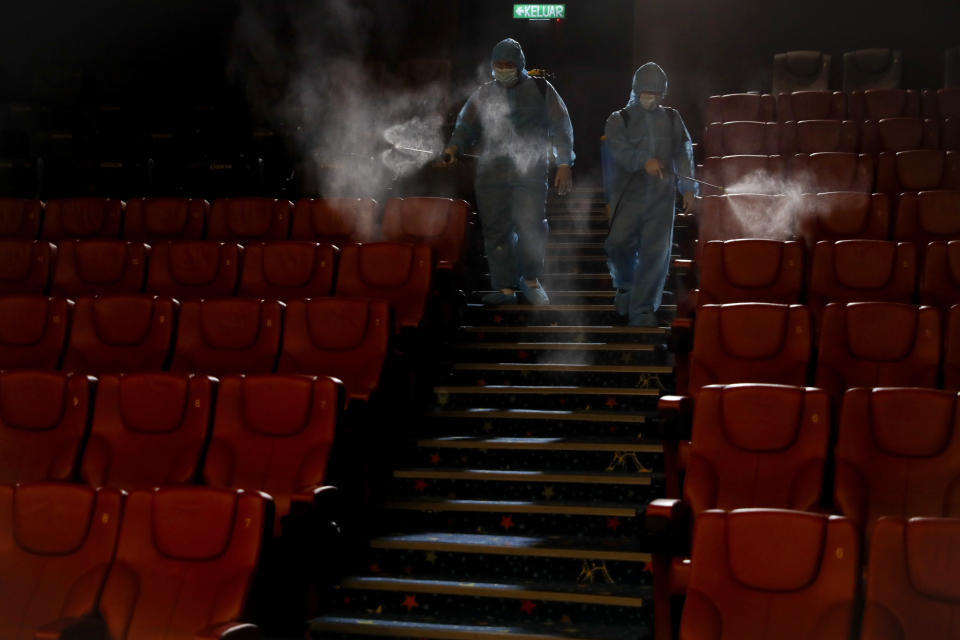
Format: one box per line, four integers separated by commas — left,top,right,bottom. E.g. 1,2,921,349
311,186,678,640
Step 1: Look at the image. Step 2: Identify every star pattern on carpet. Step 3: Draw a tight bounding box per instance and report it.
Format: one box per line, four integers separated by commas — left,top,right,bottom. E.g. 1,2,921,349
429,453,441,465
369,563,382,573
414,479,429,491
500,515,515,530
607,517,622,531
605,396,618,408
401,594,419,611
520,599,538,614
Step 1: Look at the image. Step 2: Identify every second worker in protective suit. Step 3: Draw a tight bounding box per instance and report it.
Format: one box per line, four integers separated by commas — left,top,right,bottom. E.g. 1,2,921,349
441,38,575,305
604,62,696,327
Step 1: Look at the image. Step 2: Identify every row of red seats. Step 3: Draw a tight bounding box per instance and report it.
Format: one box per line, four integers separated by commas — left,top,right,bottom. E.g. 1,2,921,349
1,483,268,640
0,196,470,269
0,238,434,309
0,371,340,530
692,238,960,317
698,150,960,196
675,301,960,400
695,191,960,260
0,295,389,403
704,117,958,156
654,508,958,640
705,88,960,123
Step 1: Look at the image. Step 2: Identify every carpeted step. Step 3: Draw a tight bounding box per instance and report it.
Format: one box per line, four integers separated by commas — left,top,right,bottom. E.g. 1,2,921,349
448,341,669,367
432,384,661,412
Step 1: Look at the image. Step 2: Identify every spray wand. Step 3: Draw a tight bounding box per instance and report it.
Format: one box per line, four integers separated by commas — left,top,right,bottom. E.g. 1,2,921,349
389,144,479,162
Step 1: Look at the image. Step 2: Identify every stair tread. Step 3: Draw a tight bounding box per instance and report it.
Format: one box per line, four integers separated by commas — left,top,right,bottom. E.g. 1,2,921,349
433,385,659,396
370,532,651,561
416,436,661,451
311,614,643,640
428,408,650,423
451,362,672,373
456,342,655,351
462,325,665,335
394,468,653,485
340,574,650,605
383,497,640,517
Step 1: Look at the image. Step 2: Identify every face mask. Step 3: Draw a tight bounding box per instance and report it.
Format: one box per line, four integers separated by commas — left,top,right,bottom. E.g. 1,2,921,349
494,68,519,86
638,95,659,110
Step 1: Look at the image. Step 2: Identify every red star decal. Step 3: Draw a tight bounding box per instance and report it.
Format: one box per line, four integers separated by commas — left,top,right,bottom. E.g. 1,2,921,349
609,425,618,433
557,397,567,406
493,314,503,324
401,594,419,611
501,515,515,530
369,563,382,573
429,453,441,465
526,431,533,437
517,350,529,360
477,378,486,386
607,517,622,531
520,599,538,614
605,396,618,408
414,479,429,491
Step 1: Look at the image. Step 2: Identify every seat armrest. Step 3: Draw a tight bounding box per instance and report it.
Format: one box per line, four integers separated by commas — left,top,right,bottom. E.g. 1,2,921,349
657,395,693,441
669,316,694,353
34,617,106,640
194,622,260,640
643,498,691,557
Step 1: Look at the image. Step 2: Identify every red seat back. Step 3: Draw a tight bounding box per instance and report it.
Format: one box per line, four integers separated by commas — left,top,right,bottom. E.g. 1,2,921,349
680,509,858,640
797,192,890,249
381,197,469,269
815,303,940,400
204,375,341,528
685,384,830,517
697,239,803,305
123,197,207,241
63,295,177,375
207,197,292,242
0,198,43,239
170,298,283,376
0,483,122,640
0,371,91,484
834,388,960,536
145,241,242,299
894,190,960,247
98,487,269,639
0,296,72,370
703,121,778,157
701,155,785,196
291,197,379,244
704,93,775,124
0,240,55,294
779,120,859,155
941,305,960,390
237,241,336,300
41,198,124,241
81,373,213,491
51,240,148,297
335,243,433,330
919,241,960,313
688,303,812,396
788,152,875,193
848,88,920,120
696,194,786,264
861,117,940,154
862,517,960,640
877,150,960,198
776,91,846,122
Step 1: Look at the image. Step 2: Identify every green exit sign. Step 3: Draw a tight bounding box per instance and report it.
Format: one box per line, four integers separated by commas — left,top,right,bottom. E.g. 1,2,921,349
513,4,566,19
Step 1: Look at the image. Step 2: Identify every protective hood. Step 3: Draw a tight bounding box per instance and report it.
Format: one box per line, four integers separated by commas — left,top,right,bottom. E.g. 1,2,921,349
491,38,529,80
627,62,668,106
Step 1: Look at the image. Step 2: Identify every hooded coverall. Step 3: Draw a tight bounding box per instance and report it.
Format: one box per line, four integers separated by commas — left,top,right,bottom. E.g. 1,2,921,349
447,38,575,293
604,62,697,325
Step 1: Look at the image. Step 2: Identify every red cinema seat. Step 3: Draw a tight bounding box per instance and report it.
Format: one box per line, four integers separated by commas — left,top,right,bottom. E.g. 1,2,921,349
204,375,341,531
237,241,336,300
778,120,859,155
772,52,831,95
704,93,775,124
815,303,941,400
925,88,960,150
703,121,778,157
788,152,875,193
894,191,960,248
0,240,55,294
291,197,379,244
696,195,786,264
207,196,293,242
170,298,283,376
877,151,960,199
0,198,43,239
701,155,785,196
123,197,207,241
81,373,213,491
382,197,470,270
50,240,148,297
62,295,177,375
278,298,390,403
861,517,960,640
687,303,812,396
861,118,940,154
834,388,960,536
0,296,71,370
683,384,830,516
797,192,890,249
145,241,242,299
776,91,846,122
920,241,960,313
96,487,268,639
41,198,124,241
806,240,916,323
848,88,919,120
679,509,858,640
0,483,122,640
942,305,960,389
697,239,804,305
335,243,433,331
0,371,91,484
